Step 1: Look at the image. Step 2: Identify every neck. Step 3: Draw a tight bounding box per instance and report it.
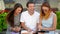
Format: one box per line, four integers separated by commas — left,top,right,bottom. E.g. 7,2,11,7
28,10,34,16
14,13,19,16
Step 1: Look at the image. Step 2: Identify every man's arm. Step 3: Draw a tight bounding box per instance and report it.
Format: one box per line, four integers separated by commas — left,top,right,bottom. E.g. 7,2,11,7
21,22,32,31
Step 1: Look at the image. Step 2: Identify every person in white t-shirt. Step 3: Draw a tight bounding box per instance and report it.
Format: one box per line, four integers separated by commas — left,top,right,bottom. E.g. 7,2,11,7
20,1,40,34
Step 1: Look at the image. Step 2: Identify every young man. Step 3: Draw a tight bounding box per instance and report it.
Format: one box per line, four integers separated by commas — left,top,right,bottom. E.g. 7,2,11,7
20,2,40,34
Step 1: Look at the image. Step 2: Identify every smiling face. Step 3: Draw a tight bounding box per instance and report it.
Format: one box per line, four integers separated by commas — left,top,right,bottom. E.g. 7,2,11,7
15,7,22,15
42,6,50,14
27,3,35,14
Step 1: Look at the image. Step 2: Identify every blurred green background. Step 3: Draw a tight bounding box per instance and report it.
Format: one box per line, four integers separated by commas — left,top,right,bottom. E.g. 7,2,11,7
56,11,60,29
0,12,8,32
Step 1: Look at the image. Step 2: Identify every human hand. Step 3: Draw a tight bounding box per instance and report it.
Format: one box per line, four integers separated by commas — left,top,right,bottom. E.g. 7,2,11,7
15,27,21,32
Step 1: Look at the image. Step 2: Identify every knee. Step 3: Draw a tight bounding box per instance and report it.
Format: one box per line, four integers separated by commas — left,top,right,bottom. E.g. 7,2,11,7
21,33,28,34
21,30,28,34
38,33,44,34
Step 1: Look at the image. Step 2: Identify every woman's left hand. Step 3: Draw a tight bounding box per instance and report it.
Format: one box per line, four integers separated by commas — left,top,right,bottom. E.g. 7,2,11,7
15,27,21,32
38,25,42,30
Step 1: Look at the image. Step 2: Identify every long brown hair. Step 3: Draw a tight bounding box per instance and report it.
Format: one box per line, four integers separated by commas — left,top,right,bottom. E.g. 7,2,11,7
6,3,23,27
40,2,51,20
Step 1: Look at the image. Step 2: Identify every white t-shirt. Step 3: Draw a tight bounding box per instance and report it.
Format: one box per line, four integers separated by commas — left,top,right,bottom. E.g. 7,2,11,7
20,11,40,31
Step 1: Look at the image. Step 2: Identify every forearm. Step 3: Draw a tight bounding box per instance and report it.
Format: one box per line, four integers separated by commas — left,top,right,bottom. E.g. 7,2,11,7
22,25,30,31
42,27,56,31
21,22,32,31
38,25,56,31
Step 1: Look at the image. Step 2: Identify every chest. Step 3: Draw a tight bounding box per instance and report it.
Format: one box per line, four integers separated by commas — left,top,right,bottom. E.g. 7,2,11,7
24,13,38,24
42,15,54,27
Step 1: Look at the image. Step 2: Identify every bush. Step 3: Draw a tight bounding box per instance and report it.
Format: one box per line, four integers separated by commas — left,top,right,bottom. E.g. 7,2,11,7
0,12,8,32
56,11,60,29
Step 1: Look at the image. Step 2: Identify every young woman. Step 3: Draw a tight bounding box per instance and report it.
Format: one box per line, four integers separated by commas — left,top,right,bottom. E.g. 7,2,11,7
6,3,23,34
38,2,57,34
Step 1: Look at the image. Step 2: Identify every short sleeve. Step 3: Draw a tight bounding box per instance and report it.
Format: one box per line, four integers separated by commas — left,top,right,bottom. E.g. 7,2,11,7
37,16,40,23
20,13,25,22
36,12,40,23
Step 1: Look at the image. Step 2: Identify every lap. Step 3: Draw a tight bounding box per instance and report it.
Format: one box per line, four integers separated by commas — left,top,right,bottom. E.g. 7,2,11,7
21,30,36,34
21,30,28,33
6,29,21,34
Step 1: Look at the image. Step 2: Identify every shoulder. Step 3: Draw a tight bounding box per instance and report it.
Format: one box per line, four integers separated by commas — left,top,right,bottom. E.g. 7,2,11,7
51,12,57,18
22,11,28,14
21,11,28,15
51,12,56,16
35,11,40,16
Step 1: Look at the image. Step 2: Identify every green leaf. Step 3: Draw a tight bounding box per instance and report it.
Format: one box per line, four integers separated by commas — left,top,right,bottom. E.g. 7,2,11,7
0,12,8,32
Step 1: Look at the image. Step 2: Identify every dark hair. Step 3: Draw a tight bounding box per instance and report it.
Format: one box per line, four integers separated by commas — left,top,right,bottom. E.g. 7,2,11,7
6,3,23,27
26,1,34,7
